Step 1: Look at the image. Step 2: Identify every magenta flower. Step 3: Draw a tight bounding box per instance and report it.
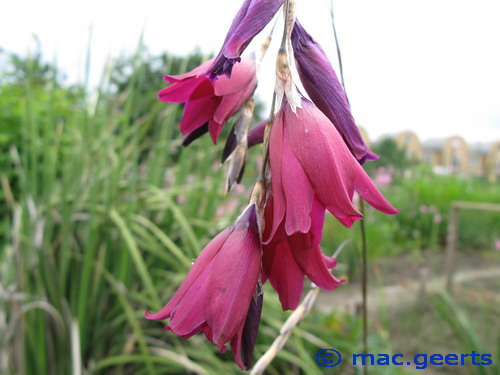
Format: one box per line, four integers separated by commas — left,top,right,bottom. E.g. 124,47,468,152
375,167,393,186
267,98,399,242
145,204,262,370
205,0,284,80
291,21,377,164
158,56,257,144
262,196,342,310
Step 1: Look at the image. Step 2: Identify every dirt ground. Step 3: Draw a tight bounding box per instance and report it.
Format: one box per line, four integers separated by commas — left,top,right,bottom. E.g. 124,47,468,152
316,250,500,374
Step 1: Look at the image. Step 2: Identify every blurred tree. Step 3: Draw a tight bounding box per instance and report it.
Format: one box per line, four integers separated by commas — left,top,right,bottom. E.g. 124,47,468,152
107,48,205,123
364,137,419,180
0,47,85,242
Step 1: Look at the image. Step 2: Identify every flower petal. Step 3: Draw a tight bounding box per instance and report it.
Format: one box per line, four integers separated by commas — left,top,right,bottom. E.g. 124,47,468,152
281,126,314,235
353,171,400,215
206,0,284,79
222,0,283,59
263,239,304,310
164,59,215,83
180,96,221,135
166,275,211,337
266,111,286,243
158,76,206,103
285,101,362,227
289,243,343,291
145,228,233,320
213,81,255,125
205,218,261,351
213,57,256,96
208,121,224,144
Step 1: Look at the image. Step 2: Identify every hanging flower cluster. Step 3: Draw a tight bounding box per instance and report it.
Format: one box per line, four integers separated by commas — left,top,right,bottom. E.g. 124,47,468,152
146,0,399,370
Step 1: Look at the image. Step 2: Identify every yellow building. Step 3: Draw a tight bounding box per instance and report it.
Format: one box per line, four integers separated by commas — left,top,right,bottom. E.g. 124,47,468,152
444,136,469,174
422,136,469,174
369,130,499,178
486,141,500,181
395,131,423,160
469,143,491,177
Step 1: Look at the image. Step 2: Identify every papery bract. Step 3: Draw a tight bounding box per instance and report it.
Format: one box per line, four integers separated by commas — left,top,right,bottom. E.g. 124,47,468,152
145,204,262,370
267,98,399,243
291,21,377,164
158,56,257,144
205,0,284,80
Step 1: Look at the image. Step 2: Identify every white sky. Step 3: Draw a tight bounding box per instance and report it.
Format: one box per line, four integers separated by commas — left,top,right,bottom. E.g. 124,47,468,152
2,0,500,143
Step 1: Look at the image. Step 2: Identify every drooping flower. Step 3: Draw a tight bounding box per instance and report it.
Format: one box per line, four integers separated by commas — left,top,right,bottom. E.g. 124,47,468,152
291,21,377,164
205,0,284,80
267,98,399,243
262,196,342,310
158,56,257,144
145,204,262,370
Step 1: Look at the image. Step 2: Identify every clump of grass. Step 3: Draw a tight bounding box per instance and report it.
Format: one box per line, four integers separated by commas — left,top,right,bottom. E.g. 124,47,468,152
1,45,380,375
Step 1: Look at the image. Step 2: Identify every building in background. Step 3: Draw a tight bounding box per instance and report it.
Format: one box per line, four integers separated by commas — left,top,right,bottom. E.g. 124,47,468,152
422,136,469,174
469,143,491,177
395,131,423,161
486,141,500,181
372,130,499,179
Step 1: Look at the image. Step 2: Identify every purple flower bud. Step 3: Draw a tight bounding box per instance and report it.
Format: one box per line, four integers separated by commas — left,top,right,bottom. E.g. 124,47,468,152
238,282,263,369
291,21,378,164
206,0,284,80
248,119,267,148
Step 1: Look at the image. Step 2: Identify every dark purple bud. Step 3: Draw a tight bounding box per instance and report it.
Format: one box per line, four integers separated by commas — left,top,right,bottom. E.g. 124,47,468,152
291,21,378,164
222,124,238,164
248,119,267,148
182,123,209,147
236,282,263,370
206,0,284,80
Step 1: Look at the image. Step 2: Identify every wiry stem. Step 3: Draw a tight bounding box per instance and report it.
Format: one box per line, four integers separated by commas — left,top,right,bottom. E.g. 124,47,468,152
328,0,349,104
359,199,368,375
328,1,368,368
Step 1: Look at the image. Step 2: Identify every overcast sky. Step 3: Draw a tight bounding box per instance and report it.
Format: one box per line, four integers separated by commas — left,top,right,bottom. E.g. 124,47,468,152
2,0,500,143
